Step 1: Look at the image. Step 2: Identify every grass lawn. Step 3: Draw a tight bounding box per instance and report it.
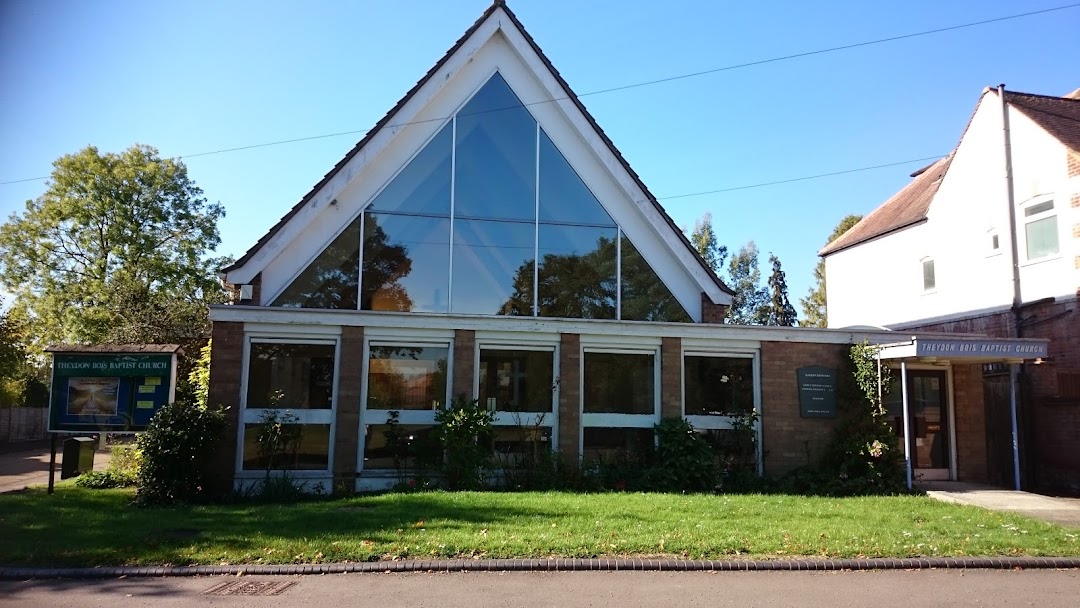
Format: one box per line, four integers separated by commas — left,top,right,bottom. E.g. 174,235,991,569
1,485,1077,567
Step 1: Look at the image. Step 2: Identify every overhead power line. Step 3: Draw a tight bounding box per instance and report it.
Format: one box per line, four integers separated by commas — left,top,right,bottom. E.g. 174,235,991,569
2,2,1077,187
655,155,946,200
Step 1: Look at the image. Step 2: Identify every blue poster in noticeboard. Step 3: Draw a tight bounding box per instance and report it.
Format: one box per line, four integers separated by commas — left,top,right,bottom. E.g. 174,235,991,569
48,350,177,432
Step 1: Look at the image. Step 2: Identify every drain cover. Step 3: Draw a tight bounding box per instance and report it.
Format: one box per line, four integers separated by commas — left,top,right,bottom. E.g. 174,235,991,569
202,581,296,596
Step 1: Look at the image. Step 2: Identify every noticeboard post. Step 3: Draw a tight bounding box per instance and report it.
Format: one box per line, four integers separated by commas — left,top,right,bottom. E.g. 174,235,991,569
44,345,182,494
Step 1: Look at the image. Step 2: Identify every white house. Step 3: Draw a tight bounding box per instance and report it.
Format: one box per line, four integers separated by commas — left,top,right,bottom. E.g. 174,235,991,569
822,86,1080,493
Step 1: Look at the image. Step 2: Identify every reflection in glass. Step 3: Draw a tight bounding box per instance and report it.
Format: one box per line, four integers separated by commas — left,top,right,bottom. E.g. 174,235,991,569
539,129,614,227
273,222,359,309
246,343,335,409
363,424,442,471
683,356,753,416
493,426,551,466
242,423,331,471
478,349,554,412
455,73,536,221
368,124,452,216
582,428,654,462
621,236,691,322
366,345,448,410
362,213,449,313
452,218,534,315
583,352,654,414
534,224,616,319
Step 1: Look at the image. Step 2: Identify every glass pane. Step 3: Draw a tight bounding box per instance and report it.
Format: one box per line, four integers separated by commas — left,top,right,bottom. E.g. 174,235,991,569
582,428,653,462
922,259,935,291
493,426,551,462
362,212,450,312
911,374,948,469
684,356,754,416
454,73,536,222
620,235,692,322
451,218,535,315
246,343,335,409
583,352,654,414
368,123,452,216
538,129,615,227
362,424,442,471
478,349,554,412
536,224,616,319
272,221,359,309
1025,215,1059,259
242,423,330,471
367,345,449,410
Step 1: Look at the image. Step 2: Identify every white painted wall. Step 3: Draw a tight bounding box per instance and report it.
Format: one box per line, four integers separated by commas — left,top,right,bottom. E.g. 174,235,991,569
827,90,1079,329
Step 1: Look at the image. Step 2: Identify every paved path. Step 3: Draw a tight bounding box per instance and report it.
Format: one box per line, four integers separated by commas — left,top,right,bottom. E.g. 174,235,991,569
3,570,1079,608
921,481,1080,528
0,442,111,494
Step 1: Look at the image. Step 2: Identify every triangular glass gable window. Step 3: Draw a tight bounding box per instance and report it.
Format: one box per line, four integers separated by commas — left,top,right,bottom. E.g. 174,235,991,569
621,235,692,322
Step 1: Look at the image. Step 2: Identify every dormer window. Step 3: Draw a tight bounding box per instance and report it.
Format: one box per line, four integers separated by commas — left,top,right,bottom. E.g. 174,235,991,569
921,258,935,292
1022,198,1058,260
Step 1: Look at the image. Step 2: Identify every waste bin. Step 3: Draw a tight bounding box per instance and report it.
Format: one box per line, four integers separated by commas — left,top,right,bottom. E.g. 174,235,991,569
61,437,96,479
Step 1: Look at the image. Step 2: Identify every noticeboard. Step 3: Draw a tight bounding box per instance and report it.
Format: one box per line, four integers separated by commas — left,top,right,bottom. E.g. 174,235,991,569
797,365,838,418
49,353,176,432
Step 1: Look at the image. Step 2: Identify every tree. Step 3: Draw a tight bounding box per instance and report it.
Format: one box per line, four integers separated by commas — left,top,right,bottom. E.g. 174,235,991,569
725,241,769,325
764,254,797,326
0,144,229,352
690,212,727,277
799,214,863,327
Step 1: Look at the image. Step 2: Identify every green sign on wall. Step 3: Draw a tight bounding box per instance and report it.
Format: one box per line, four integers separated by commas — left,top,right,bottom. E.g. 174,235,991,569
797,365,838,418
47,349,179,432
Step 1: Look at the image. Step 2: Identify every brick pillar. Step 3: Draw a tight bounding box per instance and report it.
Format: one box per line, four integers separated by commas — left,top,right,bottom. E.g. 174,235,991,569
952,364,988,482
453,330,476,403
206,321,244,495
333,326,364,491
701,292,728,324
558,334,581,461
660,337,682,419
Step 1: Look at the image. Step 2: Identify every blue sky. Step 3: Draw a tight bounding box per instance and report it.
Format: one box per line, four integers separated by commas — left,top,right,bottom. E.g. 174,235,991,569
2,0,1078,310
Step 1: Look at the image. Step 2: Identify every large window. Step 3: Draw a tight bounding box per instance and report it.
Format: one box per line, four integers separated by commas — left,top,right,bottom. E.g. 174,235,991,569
581,348,659,460
478,346,557,462
682,352,759,471
361,341,450,472
273,71,690,322
1023,199,1059,260
240,340,337,473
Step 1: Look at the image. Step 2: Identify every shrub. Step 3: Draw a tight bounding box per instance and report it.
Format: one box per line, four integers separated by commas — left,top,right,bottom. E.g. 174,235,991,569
135,400,227,506
435,395,495,490
75,469,135,489
646,418,719,492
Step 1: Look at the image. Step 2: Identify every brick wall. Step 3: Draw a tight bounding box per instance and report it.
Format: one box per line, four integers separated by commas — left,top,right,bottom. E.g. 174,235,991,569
701,292,727,324
1068,150,1080,178
660,337,681,419
453,330,475,402
759,341,848,476
558,334,581,461
206,321,244,493
951,364,987,482
333,326,363,490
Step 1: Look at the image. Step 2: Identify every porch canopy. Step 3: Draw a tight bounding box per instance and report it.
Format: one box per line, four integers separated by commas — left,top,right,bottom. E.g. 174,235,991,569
876,336,1049,491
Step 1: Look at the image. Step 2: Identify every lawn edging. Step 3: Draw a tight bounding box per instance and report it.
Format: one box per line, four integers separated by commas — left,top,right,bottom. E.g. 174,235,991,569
3,556,1080,579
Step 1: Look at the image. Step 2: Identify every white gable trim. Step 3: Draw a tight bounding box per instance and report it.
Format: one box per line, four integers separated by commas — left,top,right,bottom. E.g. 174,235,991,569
227,6,729,319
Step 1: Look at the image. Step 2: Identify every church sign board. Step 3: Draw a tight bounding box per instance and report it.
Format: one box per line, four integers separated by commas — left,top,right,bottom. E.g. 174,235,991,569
797,365,838,418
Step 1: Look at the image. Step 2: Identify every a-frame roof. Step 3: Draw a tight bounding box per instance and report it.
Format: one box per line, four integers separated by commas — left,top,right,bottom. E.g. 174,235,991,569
223,0,733,303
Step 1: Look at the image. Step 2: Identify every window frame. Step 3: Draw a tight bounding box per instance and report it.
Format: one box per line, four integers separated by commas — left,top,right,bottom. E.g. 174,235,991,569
358,336,454,474
579,342,662,457
1020,196,1059,263
236,336,340,479
474,341,560,459
680,348,763,475
921,257,936,293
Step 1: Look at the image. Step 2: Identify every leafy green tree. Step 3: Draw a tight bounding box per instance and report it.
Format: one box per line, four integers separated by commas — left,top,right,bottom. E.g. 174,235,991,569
725,241,769,325
0,145,230,352
689,212,727,277
800,214,862,327
765,254,797,326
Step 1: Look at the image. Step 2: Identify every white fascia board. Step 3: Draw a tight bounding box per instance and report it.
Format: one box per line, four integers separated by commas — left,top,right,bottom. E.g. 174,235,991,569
224,17,501,287
209,305,971,346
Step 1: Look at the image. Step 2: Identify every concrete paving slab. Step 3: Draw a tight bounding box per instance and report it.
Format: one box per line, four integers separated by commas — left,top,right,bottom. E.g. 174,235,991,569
0,443,112,494
921,481,1080,528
